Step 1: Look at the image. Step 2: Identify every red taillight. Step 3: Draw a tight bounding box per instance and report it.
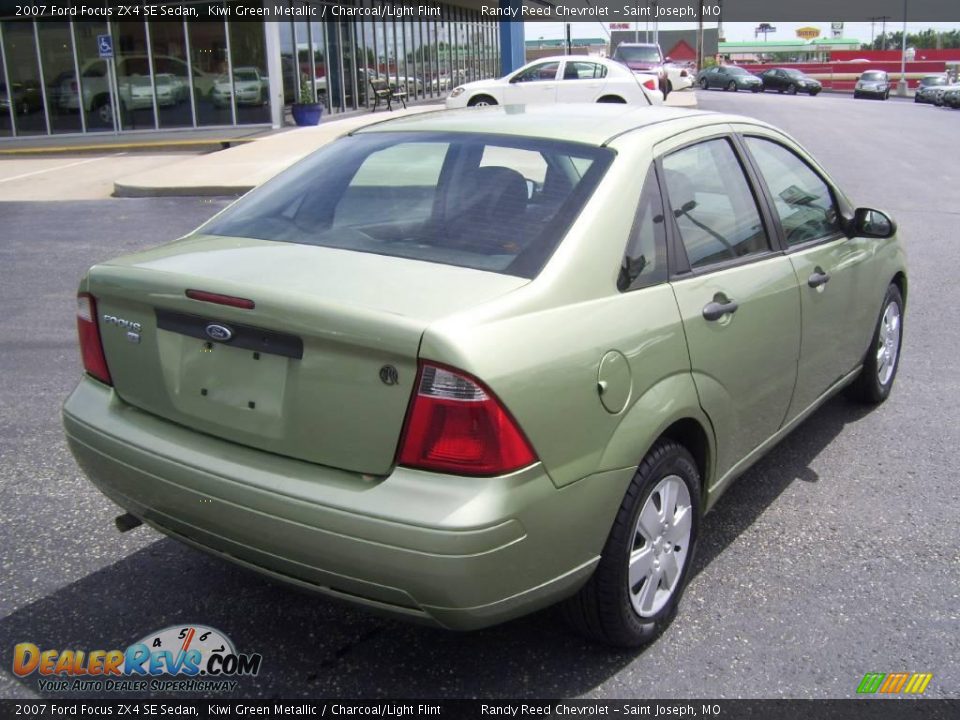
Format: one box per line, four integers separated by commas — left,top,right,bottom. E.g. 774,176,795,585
185,289,255,309
643,79,657,91
76,293,112,385
397,363,537,476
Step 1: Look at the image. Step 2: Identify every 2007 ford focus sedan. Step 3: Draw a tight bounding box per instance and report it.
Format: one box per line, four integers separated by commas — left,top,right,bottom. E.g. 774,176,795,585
63,106,906,647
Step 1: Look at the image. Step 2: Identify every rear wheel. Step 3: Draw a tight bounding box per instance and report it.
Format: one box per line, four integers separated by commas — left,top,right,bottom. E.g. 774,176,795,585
726,80,737,92
561,440,700,647
467,95,497,107
787,83,797,95
847,284,904,404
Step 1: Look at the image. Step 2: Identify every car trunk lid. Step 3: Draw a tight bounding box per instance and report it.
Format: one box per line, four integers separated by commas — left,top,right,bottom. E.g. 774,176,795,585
86,234,528,475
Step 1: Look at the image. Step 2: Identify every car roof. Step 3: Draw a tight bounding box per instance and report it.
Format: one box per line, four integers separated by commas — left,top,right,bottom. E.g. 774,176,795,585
353,105,751,147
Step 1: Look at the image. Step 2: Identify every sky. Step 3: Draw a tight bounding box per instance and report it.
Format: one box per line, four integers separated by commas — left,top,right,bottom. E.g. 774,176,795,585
526,21,960,44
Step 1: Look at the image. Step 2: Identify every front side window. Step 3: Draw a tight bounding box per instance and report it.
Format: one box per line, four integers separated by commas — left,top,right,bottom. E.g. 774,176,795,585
662,138,770,269
203,132,613,278
620,164,668,291
513,62,559,83
744,137,841,246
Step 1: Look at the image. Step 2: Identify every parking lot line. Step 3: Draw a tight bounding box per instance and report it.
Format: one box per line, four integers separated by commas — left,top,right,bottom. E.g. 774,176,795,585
0,154,126,185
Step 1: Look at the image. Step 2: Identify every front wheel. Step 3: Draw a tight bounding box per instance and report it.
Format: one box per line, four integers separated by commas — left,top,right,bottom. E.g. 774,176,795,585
467,94,497,107
699,78,708,90
847,284,904,404
561,440,701,647
883,90,890,100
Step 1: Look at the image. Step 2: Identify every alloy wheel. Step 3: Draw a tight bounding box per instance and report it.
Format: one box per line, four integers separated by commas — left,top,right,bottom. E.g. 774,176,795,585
876,301,901,386
628,475,693,618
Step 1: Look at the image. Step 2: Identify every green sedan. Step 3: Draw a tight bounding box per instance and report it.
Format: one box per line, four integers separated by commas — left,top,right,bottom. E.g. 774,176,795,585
64,105,906,647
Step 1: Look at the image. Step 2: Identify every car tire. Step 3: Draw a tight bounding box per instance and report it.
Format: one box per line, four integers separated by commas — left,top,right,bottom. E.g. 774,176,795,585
751,86,761,93
597,95,627,103
726,80,737,92
787,83,797,95
810,89,821,96
561,439,700,647
847,284,904,405
467,95,497,107
699,78,708,90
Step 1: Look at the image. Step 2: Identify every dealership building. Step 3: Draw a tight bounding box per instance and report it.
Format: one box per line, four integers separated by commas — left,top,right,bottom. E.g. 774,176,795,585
0,0,526,139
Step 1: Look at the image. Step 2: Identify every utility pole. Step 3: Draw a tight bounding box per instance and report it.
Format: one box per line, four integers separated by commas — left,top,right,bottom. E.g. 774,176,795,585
717,0,724,41
566,23,572,55
696,9,704,70
898,0,908,96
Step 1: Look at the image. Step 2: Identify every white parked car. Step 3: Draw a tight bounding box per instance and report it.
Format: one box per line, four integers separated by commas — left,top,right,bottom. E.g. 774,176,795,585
664,62,695,92
446,56,661,109
212,67,265,107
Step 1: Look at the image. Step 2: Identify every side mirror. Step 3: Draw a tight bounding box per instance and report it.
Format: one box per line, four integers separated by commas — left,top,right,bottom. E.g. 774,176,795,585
851,208,896,239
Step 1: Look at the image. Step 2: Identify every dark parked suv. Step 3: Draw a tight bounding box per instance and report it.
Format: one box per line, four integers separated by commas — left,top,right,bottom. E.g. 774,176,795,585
611,42,669,97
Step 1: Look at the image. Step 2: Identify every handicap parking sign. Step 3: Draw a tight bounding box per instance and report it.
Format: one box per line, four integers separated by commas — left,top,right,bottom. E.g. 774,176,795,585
97,34,113,59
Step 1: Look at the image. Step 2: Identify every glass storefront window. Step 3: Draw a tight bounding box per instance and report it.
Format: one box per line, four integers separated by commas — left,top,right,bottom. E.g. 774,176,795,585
148,21,193,129
188,19,231,126
2,21,46,135
0,9,500,138
37,22,82,133
228,18,269,124
71,21,113,132
0,27,13,136
112,20,157,130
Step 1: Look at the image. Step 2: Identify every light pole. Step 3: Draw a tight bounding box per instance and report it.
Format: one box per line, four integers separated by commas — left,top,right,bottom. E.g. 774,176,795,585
898,0,908,96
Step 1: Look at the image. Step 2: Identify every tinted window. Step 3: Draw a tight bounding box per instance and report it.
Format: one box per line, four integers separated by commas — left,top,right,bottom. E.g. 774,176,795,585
725,67,748,75
514,62,559,83
620,165,668,291
615,46,662,63
203,132,613,278
745,137,841,246
663,138,769,269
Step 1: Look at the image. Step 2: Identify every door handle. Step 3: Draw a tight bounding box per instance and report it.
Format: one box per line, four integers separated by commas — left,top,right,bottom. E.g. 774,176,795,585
702,298,739,321
808,268,831,288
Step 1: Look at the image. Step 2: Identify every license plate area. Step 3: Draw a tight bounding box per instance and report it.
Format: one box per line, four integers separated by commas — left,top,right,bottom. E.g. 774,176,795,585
158,332,289,439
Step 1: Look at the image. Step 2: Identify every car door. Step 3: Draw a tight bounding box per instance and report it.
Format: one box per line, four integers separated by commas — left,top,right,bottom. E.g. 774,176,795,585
659,130,801,482
556,60,607,102
701,67,717,88
504,61,560,104
738,130,876,421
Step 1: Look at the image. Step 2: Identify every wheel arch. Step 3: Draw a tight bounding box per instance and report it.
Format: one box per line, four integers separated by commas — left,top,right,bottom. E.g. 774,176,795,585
892,271,908,308
597,94,627,103
598,374,716,497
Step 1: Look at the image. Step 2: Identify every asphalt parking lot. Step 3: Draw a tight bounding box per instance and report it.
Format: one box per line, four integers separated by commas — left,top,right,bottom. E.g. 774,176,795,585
1,91,958,700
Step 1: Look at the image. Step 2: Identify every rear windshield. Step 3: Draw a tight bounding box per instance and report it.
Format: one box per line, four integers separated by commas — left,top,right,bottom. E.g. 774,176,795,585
861,71,887,81
616,46,661,63
202,132,613,278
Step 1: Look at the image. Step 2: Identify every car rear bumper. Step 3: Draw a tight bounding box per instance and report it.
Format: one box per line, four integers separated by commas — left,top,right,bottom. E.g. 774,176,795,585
63,377,629,629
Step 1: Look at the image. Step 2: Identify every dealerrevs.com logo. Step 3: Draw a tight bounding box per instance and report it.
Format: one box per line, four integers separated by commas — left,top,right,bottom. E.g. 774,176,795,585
13,625,262,693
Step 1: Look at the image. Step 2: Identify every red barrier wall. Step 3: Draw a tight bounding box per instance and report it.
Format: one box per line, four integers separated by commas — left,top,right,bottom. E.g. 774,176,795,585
831,49,960,62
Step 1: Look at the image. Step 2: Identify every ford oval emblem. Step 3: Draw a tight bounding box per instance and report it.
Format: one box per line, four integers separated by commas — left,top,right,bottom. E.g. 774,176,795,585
205,323,234,342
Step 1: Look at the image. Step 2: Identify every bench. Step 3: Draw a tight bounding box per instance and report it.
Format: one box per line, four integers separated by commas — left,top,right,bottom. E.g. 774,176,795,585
369,77,407,112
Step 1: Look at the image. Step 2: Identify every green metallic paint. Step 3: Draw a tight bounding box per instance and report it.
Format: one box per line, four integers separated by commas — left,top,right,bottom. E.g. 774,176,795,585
64,107,908,629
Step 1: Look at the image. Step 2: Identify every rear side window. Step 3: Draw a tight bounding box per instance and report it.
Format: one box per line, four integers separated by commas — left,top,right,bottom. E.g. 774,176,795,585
744,137,841,246
202,132,613,278
564,62,608,80
620,164,668,291
662,138,770,269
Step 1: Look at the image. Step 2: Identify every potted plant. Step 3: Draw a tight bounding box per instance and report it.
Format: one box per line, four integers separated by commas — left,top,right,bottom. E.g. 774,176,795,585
291,76,323,126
